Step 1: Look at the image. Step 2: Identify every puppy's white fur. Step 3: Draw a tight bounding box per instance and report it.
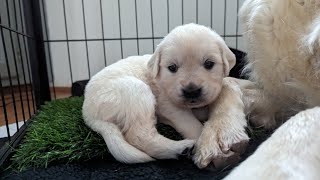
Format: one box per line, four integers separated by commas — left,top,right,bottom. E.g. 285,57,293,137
83,23,248,167
222,0,320,179
193,77,252,169
239,0,320,127
225,107,320,180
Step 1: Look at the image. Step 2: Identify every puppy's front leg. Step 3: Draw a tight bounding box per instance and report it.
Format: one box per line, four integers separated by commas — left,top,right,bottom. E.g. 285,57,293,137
157,97,204,140
193,77,249,169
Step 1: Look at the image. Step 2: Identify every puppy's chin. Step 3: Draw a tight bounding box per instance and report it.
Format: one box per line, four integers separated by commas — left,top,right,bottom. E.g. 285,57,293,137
184,101,208,108
170,97,210,109
183,93,220,108
169,91,222,109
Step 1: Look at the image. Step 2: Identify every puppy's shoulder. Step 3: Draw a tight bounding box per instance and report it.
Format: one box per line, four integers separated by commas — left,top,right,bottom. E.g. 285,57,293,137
222,77,243,91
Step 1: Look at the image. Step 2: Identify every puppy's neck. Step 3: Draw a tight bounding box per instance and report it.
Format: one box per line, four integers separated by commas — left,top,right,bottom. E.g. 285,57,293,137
192,106,209,123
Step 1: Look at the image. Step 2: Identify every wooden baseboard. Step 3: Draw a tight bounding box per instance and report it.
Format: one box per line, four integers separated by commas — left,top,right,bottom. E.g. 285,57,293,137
0,86,72,126
50,87,71,94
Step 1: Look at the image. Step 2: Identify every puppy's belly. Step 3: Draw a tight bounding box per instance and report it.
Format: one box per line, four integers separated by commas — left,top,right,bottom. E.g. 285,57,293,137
192,106,209,122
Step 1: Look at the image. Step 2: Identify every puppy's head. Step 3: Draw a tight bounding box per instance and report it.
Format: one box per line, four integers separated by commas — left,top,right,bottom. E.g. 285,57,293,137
148,23,235,108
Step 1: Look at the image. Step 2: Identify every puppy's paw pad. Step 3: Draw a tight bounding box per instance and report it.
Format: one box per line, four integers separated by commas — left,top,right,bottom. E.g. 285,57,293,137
210,152,240,171
219,127,250,155
230,140,249,155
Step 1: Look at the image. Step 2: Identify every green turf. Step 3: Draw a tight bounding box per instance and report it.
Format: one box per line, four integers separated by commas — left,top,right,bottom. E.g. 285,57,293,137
9,97,108,171
9,97,182,171
8,96,268,172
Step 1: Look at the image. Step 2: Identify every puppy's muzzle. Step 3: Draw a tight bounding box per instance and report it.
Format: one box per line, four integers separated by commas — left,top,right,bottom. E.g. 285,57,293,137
182,84,202,100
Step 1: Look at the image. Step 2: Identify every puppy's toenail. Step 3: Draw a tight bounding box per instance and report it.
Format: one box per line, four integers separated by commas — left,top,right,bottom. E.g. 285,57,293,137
181,148,189,155
222,147,230,154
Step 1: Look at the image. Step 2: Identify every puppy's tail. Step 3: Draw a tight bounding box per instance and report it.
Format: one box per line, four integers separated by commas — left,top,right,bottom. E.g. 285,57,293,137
99,122,155,163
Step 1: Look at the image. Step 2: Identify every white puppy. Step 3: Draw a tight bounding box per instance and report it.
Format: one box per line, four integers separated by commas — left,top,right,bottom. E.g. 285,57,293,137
225,107,320,180
82,23,249,168
221,0,320,179
239,0,320,128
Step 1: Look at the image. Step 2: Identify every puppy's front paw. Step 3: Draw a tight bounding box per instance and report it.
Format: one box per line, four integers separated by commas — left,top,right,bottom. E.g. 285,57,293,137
216,125,249,162
193,135,225,169
193,126,249,170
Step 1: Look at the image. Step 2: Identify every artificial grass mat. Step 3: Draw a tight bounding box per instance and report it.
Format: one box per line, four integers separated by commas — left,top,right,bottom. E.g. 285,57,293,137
3,96,271,179
8,97,107,171
8,96,187,172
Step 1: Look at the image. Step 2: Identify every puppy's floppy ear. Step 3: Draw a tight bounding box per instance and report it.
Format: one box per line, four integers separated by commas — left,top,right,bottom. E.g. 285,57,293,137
147,48,161,78
220,45,236,77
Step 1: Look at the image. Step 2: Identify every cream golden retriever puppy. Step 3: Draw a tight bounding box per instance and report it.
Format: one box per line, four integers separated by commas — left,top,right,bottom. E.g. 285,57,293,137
239,0,320,128
225,107,320,180
221,0,320,179
82,23,250,169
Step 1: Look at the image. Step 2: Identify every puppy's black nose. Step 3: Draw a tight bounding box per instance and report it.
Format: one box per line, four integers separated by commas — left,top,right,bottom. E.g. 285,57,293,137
182,84,202,99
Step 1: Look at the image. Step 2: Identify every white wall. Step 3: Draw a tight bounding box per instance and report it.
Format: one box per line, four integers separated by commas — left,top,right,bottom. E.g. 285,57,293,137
42,0,246,87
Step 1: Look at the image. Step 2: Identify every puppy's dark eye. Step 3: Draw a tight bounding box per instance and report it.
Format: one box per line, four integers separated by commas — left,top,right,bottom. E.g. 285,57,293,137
204,60,215,70
168,64,178,73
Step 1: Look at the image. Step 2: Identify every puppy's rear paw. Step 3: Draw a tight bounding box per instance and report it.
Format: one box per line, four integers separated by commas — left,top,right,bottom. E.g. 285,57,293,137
178,145,194,159
176,139,195,158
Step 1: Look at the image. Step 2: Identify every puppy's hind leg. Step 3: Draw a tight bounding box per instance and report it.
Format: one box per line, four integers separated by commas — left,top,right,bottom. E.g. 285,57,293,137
125,123,195,160
89,121,155,163
87,76,194,161
83,76,157,163
117,77,194,160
